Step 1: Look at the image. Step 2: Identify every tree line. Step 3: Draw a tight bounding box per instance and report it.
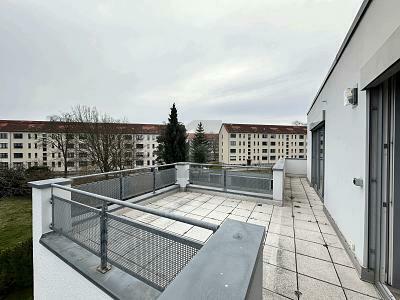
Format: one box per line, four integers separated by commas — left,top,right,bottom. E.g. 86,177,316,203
45,103,211,176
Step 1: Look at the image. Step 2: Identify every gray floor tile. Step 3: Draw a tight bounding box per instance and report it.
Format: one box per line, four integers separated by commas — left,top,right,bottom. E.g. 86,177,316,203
263,245,296,272
335,264,381,298
294,219,320,232
344,288,382,299
265,232,295,252
268,223,294,238
329,246,354,268
263,264,297,299
295,239,331,261
323,233,344,249
295,228,324,244
298,274,346,300
262,288,291,299
297,254,340,285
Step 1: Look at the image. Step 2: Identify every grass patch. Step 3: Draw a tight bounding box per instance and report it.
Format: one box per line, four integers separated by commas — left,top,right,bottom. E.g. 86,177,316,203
0,197,32,251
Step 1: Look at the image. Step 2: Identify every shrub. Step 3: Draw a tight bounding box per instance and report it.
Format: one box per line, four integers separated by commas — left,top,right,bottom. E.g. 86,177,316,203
0,239,33,297
0,168,30,198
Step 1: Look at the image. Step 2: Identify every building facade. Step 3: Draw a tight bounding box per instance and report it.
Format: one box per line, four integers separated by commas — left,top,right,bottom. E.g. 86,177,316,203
307,0,400,296
0,120,163,172
219,123,307,165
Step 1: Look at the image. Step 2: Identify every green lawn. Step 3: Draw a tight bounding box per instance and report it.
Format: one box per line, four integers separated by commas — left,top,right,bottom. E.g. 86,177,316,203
0,197,32,251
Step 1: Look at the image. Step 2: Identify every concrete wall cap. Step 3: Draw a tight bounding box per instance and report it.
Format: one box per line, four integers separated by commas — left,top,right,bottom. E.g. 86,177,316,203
28,178,71,189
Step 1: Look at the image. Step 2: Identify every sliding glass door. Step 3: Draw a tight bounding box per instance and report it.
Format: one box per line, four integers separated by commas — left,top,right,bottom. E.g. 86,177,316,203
312,124,325,199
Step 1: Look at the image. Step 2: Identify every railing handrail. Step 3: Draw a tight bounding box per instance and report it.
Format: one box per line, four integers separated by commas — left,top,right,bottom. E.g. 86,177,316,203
69,163,177,180
185,162,273,170
51,183,219,232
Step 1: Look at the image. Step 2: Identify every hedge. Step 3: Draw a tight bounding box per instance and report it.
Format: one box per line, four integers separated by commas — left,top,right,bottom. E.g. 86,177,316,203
0,239,33,297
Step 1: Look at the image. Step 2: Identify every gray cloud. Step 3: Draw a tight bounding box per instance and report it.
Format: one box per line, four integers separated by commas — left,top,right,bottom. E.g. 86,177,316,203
0,0,363,124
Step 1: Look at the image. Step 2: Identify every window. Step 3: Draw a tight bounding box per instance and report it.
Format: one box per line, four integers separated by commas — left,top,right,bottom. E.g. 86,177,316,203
28,153,31,159
28,162,32,168
0,162,8,169
67,152,75,158
230,156,236,161
262,142,267,146
35,153,38,158
230,134,236,138
13,133,23,139
230,141,236,146
0,143,8,149
299,135,304,139
58,162,62,168
0,153,8,158
14,153,23,158
262,156,268,160
270,142,276,146
0,133,7,139
28,134,31,139
28,143,31,149
79,161,88,167
52,162,55,168
262,134,268,138
66,143,74,149
299,149,304,153
299,142,304,146
262,149,268,153
67,161,75,167
270,155,276,160
230,149,236,153
270,135,276,139
13,143,23,149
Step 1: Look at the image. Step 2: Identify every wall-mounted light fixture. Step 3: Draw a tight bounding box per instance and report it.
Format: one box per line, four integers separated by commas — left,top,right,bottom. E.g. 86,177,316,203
344,87,358,107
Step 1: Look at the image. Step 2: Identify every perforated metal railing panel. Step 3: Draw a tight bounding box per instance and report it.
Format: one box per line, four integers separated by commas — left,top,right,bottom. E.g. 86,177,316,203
106,214,202,291
226,171,273,194
52,195,202,291
155,168,177,189
189,167,223,188
72,168,177,201
52,196,101,255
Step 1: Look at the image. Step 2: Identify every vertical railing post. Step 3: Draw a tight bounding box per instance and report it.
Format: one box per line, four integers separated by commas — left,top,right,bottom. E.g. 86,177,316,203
119,173,123,200
223,168,227,192
97,202,111,273
152,167,156,194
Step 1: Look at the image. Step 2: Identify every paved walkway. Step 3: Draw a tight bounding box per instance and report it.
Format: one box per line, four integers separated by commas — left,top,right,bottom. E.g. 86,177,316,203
121,177,381,299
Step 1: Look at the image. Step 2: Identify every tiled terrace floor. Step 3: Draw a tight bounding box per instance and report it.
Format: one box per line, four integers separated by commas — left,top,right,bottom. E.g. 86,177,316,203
119,177,382,300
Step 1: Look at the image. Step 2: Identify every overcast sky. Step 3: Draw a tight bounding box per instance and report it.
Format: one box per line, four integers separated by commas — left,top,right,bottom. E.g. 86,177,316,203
0,0,363,125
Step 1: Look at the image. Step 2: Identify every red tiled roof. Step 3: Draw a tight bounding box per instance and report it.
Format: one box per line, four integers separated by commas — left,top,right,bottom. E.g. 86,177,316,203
222,123,307,134
0,120,165,134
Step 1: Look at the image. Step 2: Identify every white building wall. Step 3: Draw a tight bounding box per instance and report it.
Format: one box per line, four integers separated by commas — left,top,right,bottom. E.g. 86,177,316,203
31,181,111,300
307,0,400,266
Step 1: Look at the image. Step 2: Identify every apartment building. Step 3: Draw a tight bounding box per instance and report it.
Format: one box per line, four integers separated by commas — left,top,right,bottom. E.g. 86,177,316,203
0,120,163,172
219,123,307,165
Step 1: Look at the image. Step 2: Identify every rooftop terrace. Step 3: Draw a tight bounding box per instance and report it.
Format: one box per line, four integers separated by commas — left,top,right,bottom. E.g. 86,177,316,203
29,160,383,299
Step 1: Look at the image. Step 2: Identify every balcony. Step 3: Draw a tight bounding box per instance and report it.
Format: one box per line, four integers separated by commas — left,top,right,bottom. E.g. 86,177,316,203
29,160,381,299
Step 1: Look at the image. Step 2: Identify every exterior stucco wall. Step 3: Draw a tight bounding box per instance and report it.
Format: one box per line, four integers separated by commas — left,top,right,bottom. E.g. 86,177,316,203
31,182,111,300
307,0,400,267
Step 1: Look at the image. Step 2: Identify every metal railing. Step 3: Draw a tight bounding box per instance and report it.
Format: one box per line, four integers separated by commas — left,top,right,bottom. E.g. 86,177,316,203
50,184,218,291
188,163,273,195
70,164,177,202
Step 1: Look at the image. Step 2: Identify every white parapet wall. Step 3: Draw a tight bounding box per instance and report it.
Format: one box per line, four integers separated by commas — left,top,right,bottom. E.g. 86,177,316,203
29,178,112,300
284,158,307,176
175,162,190,188
272,158,285,204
